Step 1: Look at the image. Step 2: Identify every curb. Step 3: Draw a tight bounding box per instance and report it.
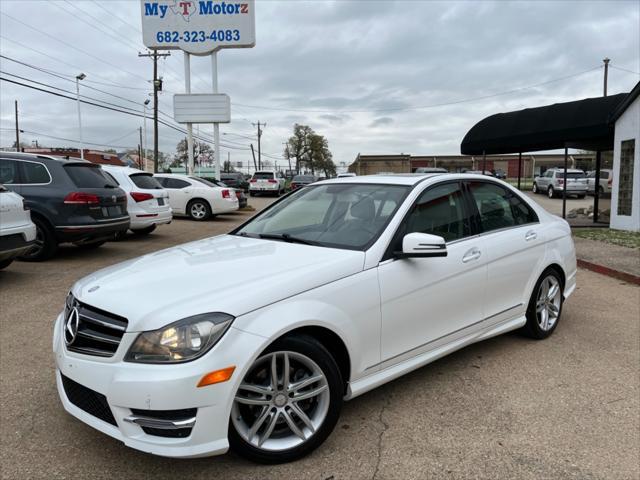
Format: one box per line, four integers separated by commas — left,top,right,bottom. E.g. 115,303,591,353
577,259,640,285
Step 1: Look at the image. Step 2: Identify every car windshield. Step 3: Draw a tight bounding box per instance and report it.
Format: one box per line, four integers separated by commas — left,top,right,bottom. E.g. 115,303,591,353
293,175,314,182
558,172,586,179
130,173,163,189
253,172,274,180
235,183,409,250
64,164,118,188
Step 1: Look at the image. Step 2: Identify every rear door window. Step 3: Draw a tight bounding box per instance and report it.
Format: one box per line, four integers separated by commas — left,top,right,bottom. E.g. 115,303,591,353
164,178,190,189
21,161,51,184
0,159,20,184
468,181,538,232
64,165,118,188
130,173,162,189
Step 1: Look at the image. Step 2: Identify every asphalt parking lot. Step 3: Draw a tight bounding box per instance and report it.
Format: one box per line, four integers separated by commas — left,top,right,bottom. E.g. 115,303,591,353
1,195,638,480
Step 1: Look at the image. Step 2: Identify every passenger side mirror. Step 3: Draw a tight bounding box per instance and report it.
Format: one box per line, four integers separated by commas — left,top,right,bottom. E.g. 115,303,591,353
394,232,447,258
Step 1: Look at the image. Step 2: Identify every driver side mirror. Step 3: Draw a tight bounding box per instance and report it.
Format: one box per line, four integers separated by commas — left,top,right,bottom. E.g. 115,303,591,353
394,232,447,258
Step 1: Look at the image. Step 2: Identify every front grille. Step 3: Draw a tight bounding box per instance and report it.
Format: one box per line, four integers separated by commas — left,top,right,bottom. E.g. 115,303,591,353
61,373,117,426
66,299,128,358
130,408,197,438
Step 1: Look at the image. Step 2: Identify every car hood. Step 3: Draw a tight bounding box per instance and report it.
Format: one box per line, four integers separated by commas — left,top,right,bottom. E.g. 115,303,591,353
72,235,365,332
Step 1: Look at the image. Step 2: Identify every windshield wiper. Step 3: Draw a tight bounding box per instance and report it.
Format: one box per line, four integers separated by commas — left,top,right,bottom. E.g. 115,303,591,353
258,233,317,245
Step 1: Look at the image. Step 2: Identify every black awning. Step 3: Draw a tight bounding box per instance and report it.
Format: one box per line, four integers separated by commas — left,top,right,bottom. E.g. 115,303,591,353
460,93,628,155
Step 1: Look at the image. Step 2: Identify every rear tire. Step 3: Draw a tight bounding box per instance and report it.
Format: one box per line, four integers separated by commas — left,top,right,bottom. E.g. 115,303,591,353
0,258,14,270
548,186,555,198
522,268,564,339
229,334,343,464
577,194,586,199
19,216,58,262
187,199,211,221
131,225,156,235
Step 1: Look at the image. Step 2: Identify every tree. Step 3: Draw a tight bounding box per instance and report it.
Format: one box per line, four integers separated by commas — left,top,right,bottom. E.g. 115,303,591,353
283,124,336,176
223,160,236,173
175,137,213,167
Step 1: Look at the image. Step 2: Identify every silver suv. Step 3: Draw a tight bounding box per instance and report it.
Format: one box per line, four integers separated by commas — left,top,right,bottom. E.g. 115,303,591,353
533,168,587,199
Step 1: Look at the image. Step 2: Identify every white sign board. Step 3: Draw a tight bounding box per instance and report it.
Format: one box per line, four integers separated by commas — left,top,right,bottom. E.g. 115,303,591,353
173,94,231,123
141,0,255,55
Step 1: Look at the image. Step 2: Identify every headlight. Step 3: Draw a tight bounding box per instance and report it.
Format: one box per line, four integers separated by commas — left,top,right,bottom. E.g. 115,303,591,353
124,313,234,364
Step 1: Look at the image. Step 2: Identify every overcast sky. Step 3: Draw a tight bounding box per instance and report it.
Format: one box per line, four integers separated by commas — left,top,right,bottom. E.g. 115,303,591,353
1,0,639,170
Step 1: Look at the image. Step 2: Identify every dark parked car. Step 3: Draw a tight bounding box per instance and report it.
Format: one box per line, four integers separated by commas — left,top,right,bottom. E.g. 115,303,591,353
0,153,129,261
290,174,319,191
220,172,249,192
494,169,507,179
200,177,247,208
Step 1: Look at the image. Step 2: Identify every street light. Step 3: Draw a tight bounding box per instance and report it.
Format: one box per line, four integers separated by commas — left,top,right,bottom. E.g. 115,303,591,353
75,73,86,159
143,99,150,165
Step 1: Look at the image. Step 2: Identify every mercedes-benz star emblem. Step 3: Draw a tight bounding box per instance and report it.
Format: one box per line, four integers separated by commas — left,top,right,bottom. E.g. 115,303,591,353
64,307,80,346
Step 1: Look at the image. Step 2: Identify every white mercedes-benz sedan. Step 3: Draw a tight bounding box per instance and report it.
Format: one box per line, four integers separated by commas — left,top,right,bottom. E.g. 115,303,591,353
54,173,576,463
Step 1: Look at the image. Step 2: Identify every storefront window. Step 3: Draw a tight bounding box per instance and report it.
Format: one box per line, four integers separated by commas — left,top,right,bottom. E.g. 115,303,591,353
617,139,635,216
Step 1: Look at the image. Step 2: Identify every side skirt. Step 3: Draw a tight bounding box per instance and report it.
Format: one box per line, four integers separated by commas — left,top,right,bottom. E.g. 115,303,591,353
345,315,526,400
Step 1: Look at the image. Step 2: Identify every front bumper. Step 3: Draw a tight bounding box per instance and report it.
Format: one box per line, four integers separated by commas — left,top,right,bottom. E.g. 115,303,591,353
53,312,265,458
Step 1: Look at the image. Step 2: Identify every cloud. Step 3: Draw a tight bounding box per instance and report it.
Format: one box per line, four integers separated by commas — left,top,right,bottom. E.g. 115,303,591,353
369,117,394,128
0,0,638,169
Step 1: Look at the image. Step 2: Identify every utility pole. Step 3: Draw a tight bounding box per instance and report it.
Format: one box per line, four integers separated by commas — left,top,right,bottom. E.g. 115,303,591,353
603,57,610,97
253,121,265,170
14,100,19,152
139,50,170,172
250,143,257,171
139,127,144,169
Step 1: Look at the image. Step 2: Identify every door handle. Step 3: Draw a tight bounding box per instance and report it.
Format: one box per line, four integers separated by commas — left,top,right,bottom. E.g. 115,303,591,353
462,248,481,263
525,230,537,241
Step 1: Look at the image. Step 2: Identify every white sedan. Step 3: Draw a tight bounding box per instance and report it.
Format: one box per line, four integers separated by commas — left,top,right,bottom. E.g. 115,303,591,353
53,174,576,463
0,185,36,269
155,173,239,220
101,165,172,235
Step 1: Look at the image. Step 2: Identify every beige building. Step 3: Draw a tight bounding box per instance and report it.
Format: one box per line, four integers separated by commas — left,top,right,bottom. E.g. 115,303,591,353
349,153,600,178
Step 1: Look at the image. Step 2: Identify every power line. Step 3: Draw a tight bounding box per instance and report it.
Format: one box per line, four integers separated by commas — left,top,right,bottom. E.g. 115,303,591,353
0,11,148,83
0,36,150,91
610,65,640,76
231,66,604,114
0,127,136,150
1,76,257,153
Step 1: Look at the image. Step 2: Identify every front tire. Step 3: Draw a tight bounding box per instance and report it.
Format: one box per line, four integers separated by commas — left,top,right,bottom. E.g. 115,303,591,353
229,335,343,464
532,182,538,194
522,268,564,339
187,199,211,221
19,216,58,262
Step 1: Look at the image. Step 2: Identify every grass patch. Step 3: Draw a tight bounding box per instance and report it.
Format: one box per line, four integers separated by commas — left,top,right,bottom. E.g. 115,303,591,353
573,228,640,249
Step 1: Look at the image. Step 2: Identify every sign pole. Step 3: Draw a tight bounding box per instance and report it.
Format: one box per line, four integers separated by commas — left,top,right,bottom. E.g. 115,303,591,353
211,52,221,181
184,52,195,175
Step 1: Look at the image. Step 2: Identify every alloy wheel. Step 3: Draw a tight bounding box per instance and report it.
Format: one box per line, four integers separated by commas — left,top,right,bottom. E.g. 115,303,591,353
232,351,330,452
535,275,562,331
548,187,554,198
190,202,207,219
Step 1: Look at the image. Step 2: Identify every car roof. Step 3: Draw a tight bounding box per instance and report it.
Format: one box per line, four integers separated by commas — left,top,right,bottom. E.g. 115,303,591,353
550,168,584,172
101,165,149,175
315,173,446,186
0,151,89,164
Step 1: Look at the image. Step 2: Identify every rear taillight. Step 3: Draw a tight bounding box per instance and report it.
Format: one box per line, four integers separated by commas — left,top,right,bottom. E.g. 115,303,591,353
558,179,564,185
64,192,99,204
130,192,154,202
267,179,277,183
608,177,612,185
221,189,231,199
250,179,257,183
